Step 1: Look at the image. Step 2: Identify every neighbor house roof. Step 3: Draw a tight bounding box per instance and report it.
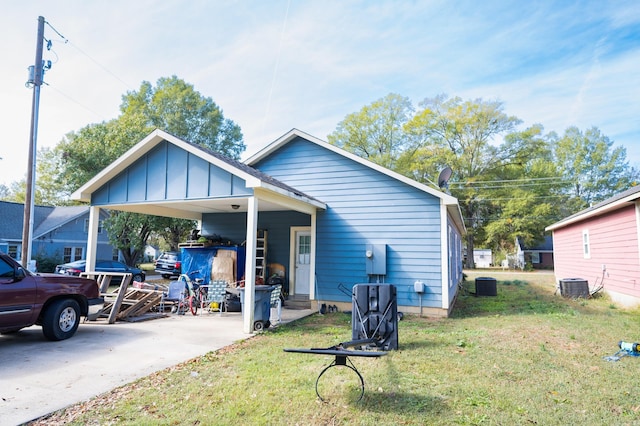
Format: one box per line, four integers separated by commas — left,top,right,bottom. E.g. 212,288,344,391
517,235,553,251
33,205,91,238
246,128,466,233
0,201,88,241
546,186,640,231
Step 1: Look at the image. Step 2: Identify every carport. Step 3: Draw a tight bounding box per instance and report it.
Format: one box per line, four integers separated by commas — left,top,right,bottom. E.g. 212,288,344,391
71,129,326,333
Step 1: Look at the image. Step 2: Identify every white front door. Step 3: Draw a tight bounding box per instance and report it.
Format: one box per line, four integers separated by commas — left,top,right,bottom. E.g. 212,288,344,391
294,230,311,295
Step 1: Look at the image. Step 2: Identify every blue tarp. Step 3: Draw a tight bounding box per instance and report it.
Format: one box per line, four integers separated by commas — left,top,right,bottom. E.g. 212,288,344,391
180,246,245,284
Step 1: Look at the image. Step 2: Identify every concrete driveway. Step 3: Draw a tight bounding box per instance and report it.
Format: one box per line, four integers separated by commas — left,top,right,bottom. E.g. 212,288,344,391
0,308,313,426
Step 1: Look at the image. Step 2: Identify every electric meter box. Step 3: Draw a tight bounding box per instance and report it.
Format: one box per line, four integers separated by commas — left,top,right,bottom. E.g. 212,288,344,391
365,244,387,276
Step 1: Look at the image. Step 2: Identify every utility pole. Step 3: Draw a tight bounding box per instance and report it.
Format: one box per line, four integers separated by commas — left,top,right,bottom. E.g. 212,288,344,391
21,16,45,270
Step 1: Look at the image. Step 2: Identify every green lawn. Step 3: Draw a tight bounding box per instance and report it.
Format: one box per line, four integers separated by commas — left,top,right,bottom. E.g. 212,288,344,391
33,271,640,425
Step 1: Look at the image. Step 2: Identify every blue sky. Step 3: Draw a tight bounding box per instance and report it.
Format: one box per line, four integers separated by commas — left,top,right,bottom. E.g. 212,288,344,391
1,0,639,187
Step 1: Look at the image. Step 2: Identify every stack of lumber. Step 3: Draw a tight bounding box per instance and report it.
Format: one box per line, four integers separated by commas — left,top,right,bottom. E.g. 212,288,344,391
80,271,168,323
100,287,165,323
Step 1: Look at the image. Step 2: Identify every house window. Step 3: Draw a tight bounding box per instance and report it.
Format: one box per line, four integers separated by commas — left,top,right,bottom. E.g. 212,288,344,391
531,252,540,264
112,249,119,261
63,247,84,263
8,245,19,260
582,230,590,259
83,219,103,234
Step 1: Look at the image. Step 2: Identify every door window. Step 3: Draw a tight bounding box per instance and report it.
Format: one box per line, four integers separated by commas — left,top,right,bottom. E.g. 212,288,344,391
298,235,311,264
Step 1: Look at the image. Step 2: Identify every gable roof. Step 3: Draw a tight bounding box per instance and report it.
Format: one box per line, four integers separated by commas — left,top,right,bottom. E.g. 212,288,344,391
0,201,89,241
546,186,640,231
71,129,325,218
517,235,553,251
33,205,93,238
246,128,466,232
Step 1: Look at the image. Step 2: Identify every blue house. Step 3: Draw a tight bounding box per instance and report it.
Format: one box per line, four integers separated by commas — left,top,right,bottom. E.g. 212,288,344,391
0,200,115,269
72,129,465,332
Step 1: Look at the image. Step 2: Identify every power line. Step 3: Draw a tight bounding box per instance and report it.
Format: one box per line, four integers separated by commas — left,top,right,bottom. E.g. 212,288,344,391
65,40,135,91
452,181,571,190
45,19,135,91
46,83,106,120
449,176,568,186
466,194,569,202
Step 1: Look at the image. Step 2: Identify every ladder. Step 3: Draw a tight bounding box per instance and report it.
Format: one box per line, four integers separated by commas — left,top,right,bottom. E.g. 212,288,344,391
255,229,267,282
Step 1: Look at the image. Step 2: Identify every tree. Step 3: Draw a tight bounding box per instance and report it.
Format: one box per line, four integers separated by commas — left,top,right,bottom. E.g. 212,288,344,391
154,217,197,252
0,183,8,200
404,95,526,268
104,211,154,266
57,76,245,192
328,93,413,169
56,76,245,265
1,147,72,206
479,125,562,250
553,126,639,208
120,75,245,159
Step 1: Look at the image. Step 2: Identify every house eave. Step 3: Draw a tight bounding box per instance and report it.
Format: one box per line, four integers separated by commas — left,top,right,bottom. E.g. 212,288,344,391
546,195,640,231
246,128,464,231
71,129,262,202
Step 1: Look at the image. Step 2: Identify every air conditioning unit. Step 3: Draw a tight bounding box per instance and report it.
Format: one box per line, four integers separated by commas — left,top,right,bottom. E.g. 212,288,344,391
559,278,589,298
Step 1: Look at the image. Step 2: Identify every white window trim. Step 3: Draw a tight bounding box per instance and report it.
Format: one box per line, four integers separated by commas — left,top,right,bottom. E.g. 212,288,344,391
84,219,103,234
63,246,85,263
582,229,590,259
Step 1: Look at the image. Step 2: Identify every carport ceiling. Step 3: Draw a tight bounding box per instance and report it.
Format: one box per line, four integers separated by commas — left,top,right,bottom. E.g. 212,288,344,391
99,197,286,221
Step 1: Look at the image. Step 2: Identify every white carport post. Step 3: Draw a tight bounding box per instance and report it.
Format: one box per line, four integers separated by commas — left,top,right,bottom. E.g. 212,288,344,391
243,196,258,334
85,206,100,272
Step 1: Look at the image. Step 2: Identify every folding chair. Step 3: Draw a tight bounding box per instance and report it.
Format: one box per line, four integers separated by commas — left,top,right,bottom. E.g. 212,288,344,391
270,284,282,325
206,280,227,316
160,279,188,315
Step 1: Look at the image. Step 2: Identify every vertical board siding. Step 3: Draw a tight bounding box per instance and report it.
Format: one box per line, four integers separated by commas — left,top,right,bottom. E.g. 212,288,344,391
166,144,189,200
92,140,250,205
254,137,444,308
146,144,168,200
186,155,210,199
553,205,640,297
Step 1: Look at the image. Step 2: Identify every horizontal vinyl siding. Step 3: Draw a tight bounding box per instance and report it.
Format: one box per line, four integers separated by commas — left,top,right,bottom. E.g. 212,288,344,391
255,137,444,308
553,205,640,297
202,211,310,279
30,212,113,263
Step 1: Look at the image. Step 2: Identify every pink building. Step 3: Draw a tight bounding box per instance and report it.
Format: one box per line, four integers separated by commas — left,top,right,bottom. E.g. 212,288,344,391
546,186,640,307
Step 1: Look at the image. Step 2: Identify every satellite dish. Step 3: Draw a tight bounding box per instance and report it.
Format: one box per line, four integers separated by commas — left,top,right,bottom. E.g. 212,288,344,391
437,166,453,189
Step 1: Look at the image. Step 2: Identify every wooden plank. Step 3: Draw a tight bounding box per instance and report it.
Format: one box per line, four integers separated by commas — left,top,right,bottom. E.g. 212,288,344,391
106,274,132,324
118,291,162,318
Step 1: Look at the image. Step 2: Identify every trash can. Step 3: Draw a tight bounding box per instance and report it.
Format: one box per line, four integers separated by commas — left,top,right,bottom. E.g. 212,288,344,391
239,285,275,331
351,284,398,350
475,277,497,296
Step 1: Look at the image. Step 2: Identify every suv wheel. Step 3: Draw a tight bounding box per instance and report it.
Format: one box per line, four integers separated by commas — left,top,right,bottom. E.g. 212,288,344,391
42,299,81,341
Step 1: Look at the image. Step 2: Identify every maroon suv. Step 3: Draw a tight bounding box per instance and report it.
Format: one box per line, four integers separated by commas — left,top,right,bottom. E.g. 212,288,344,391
0,253,104,341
